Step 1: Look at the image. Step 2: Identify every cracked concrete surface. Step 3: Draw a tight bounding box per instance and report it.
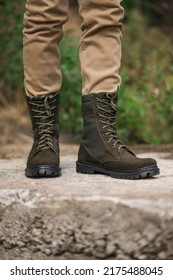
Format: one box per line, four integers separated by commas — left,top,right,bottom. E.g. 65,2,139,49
0,152,173,259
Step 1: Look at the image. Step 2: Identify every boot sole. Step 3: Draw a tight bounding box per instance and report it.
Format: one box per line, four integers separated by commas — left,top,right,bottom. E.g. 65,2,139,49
25,165,61,178
76,161,160,180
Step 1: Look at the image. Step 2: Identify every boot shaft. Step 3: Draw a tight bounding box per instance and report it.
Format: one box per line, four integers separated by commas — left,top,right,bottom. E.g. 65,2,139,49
81,92,123,157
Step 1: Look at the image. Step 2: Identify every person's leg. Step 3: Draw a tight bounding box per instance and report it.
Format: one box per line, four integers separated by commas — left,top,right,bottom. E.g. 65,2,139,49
23,0,69,178
78,0,123,95
23,0,69,97
77,0,160,179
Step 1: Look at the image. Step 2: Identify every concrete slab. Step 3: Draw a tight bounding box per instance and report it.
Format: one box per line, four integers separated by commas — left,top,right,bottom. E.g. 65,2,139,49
0,153,173,259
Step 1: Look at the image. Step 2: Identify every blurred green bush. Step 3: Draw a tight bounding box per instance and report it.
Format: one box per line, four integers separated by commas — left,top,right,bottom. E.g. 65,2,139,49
123,0,173,28
0,1,24,104
0,1,173,143
119,10,173,144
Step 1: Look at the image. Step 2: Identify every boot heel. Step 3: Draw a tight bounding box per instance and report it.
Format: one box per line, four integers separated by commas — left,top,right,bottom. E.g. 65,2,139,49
76,161,95,174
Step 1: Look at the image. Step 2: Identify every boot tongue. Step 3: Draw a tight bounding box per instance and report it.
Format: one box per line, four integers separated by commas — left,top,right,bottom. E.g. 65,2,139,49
110,94,118,110
44,97,52,116
101,93,118,129
31,95,57,149
104,93,118,116
101,93,136,156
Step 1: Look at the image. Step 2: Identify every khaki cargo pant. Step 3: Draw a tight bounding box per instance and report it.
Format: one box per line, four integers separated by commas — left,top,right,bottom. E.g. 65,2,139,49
23,0,124,97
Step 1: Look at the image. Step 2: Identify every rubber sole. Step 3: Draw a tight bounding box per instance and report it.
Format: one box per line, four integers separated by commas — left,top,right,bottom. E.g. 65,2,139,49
25,165,61,178
76,161,160,180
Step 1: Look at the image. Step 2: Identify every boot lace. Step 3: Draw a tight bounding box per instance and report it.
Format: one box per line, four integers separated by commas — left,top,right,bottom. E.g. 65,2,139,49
29,96,56,151
96,93,128,152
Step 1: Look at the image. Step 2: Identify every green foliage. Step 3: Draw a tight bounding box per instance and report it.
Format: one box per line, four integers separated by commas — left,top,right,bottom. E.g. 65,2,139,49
59,34,82,140
122,0,173,27
118,11,173,144
0,1,24,103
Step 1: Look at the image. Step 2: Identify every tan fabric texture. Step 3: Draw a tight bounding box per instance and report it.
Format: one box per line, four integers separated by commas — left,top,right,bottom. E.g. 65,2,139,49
23,0,124,97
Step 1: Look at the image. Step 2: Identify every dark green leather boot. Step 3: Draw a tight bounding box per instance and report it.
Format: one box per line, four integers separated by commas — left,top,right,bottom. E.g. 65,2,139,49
76,92,160,179
25,93,61,178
